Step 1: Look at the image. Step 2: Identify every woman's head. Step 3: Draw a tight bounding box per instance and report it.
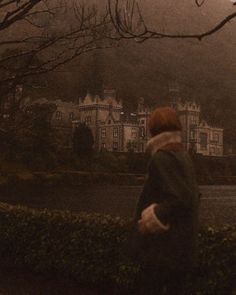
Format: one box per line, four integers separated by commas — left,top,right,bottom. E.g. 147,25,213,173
148,107,182,137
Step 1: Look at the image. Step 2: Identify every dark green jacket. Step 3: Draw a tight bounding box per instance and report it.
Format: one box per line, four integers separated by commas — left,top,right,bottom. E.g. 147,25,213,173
133,149,200,270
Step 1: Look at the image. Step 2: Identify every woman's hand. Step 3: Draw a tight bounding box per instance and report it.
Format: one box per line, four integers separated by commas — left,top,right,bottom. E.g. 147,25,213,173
138,219,149,235
137,203,170,235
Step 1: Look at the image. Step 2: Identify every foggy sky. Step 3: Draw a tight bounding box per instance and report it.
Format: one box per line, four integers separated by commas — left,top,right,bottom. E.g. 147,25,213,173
11,0,235,117
56,0,236,104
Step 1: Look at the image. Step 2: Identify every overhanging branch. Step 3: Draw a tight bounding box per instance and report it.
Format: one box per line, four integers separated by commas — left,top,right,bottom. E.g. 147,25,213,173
108,0,236,41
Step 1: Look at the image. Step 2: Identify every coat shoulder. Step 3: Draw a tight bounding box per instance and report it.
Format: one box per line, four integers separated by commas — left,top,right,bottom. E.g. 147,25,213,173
152,150,193,168
151,150,177,169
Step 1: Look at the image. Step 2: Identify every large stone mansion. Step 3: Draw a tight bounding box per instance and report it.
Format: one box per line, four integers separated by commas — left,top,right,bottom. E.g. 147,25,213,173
47,88,223,156
1,85,222,156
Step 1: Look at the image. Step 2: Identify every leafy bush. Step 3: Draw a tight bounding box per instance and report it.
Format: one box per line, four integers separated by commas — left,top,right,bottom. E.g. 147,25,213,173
0,202,235,294
72,123,94,156
0,103,58,171
190,225,236,295
92,151,128,173
0,202,138,287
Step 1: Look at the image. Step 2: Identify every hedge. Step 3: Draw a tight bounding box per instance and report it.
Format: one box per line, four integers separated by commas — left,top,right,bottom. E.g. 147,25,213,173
0,202,235,294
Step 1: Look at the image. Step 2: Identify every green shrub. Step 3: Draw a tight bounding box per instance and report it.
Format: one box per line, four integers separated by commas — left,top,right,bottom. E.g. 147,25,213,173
0,202,138,287
190,225,236,295
93,152,128,173
0,202,235,294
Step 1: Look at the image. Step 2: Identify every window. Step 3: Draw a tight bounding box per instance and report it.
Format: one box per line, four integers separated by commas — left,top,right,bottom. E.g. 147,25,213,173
190,115,197,124
113,127,118,138
113,142,118,151
56,111,62,120
85,116,91,124
200,132,208,150
216,148,221,155
210,147,215,155
69,112,74,120
102,143,106,148
213,133,219,142
101,128,106,138
131,127,137,139
190,129,196,140
140,143,144,152
140,119,145,125
140,127,145,138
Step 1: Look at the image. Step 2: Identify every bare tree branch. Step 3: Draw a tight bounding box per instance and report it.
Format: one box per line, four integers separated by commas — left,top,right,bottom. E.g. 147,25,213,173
195,0,205,8
108,0,236,42
0,0,16,9
2,0,234,117
0,0,42,31
0,0,117,117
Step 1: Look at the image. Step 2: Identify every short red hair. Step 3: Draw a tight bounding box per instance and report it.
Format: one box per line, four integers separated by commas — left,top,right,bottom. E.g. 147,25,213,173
148,107,182,137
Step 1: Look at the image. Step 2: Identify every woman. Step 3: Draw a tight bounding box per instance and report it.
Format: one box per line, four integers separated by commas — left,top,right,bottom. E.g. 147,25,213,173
133,107,200,295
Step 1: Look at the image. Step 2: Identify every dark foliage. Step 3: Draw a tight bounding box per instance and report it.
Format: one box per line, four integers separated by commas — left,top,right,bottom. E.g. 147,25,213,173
0,102,58,170
73,123,94,156
0,202,235,294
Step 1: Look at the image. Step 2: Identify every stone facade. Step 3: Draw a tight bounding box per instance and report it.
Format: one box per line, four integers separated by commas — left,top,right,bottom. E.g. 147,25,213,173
75,92,150,153
75,90,223,156
76,90,123,150
26,89,224,156
174,101,223,156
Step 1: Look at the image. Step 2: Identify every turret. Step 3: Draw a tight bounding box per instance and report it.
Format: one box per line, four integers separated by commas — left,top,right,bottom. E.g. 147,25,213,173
168,81,181,109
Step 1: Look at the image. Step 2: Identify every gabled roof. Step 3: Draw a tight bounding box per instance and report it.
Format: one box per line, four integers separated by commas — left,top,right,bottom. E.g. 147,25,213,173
198,120,223,131
105,112,116,124
199,120,210,128
79,93,122,108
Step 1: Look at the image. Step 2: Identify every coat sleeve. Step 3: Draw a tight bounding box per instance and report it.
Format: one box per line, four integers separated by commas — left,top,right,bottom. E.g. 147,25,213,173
149,152,197,225
133,157,161,223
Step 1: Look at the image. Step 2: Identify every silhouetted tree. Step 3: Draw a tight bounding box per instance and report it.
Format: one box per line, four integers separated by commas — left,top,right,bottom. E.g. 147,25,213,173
0,0,114,107
0,102,58,169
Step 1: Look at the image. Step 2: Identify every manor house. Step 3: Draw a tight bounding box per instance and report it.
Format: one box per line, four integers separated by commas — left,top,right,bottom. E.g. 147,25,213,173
71,89,223,156
30,89,224,156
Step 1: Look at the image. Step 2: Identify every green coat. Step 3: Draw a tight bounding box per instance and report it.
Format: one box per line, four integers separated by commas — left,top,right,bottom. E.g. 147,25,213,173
133,149,200,270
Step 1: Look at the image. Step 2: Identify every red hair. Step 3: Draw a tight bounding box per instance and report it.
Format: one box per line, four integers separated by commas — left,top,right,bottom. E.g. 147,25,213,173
148,107,182,137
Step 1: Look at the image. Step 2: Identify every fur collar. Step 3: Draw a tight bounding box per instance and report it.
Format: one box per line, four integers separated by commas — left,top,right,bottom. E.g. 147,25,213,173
146,131,182,156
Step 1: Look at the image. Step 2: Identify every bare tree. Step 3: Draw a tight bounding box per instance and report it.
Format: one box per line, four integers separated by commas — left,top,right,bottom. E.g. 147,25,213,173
0,1,113,91
0,0,116,117
108,0,236,42
1,0,235,112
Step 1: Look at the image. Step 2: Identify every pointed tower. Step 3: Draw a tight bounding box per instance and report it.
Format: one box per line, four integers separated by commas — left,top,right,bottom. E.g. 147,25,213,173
168,81,181,110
